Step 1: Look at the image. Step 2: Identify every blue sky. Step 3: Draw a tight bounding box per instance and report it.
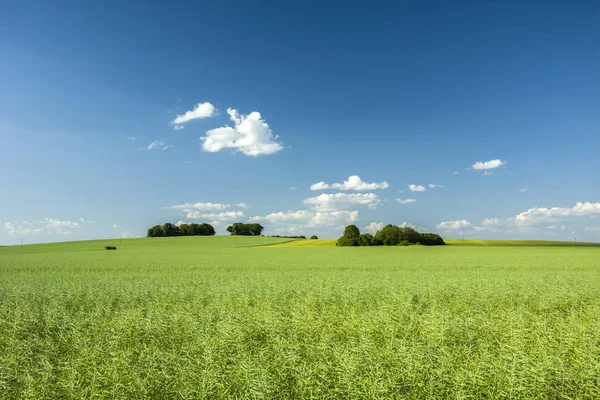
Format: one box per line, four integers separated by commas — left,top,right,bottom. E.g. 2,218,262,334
1,0,599,244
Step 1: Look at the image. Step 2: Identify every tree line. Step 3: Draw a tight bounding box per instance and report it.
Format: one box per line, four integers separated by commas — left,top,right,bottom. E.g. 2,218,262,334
147,222,215,237
226,223,264,236
337,224,445,246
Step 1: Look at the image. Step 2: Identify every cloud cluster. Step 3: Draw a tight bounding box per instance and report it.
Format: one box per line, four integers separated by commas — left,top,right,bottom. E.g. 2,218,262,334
148,141,173,151
3,218,81,236
472,159,506,170
303,193,381,212
436,220,471,230
310,175,389,191
167,202,248,221
396,198,417,204
201,108,283,156
428,184,444,189
409,184,426,192
437,202,600,235
172,102,215,128
253,210,359,227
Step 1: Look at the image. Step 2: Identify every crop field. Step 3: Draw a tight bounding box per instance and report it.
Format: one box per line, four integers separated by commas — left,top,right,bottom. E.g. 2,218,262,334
1,237,600,399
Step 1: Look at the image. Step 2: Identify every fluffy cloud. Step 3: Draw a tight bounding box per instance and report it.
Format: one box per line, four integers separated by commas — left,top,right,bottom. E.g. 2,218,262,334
147,141,173,151
253,210,359,231
436,220,472,230
364,222,385,234
514,202,600,225
310,175,389,191
185,210,246,220
80,217,95,223
201,108,283,156
472,159,506,170
168,202,236,212
520,188,528,192
45,218,80,235
303,193,381,212
3,222,43,237
438,202,600,236
168,202,249,222
428,184,444,189
4,218,81,236
172,102,215,128
452,172,459,176
483,171,494,176
409,184,426,192
396,198,417,204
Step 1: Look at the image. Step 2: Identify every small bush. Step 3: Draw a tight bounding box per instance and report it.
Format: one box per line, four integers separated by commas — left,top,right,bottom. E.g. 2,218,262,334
310,235,318,239
105,246,117,250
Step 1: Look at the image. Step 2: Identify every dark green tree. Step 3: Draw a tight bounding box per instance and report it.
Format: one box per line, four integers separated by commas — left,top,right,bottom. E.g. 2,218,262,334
162,222,180,237
359,233,374,246
336,224,361,246
147,225,164,237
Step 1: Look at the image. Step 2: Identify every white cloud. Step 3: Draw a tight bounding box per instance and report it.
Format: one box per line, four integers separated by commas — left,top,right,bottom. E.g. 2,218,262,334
436,220,472,230
185,210,246,220
303,193,381,212
396,198,417,204
113,224,117,228
452,172,459,175
174,125,185,131
472,159,506,170
201,108,283,156
585,226,600,232
80,217,95,223
172,102,215,127
310,175,389,191
438,202,600,236
4,218,81,237
482,171,494,176
147,141,173,151
289,186,297,191
428,184,444,189
364,222,384,234
520,188,528,192
120,231,136,238
3,222,43,237
254,210,359,230
168,202,234,212
123,136,136,141
514,202,600,225
45,218,80,234
237,203,249,209
409,184,426,192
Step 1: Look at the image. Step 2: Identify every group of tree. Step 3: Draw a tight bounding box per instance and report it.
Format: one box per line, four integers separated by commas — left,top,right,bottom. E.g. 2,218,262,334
147,222,215,237
268,235,307,239
226,223,264,236
336,224,445,246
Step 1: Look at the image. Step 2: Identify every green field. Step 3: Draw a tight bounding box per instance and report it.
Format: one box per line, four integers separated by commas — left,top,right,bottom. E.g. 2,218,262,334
1,237,600,399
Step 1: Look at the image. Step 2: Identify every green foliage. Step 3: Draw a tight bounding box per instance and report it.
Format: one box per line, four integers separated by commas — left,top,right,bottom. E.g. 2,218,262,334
368,224,445,246
337,224,361,246
104,246,117,250
1,238,599,398
226,222,264,236
147,223,215,237
374,224,401,246
310,235,318,240
421,233,445,246
147,225,164,237
268,235,306,239
359,233,373,246
162,223,180,237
